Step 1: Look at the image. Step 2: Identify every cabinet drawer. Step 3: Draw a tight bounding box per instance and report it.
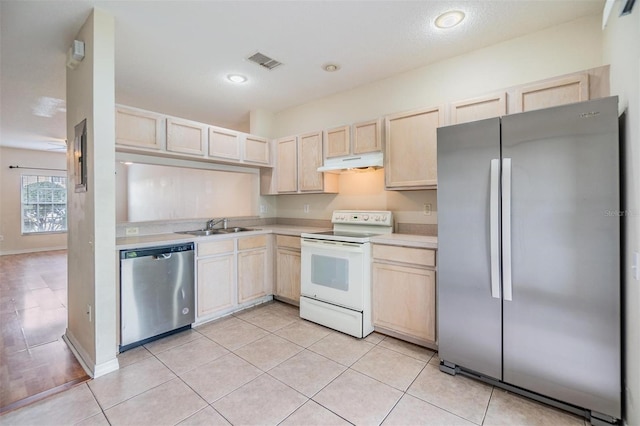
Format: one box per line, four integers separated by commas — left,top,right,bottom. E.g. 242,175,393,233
276,235,301,250
238,235,267,250
372,244,435,267
197,239,234,257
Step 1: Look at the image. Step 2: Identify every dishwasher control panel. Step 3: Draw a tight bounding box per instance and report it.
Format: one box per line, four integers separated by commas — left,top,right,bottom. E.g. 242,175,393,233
120,242,194,259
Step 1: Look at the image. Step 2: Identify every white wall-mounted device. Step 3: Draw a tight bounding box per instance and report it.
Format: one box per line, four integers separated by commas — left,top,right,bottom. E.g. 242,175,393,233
66,40,85,70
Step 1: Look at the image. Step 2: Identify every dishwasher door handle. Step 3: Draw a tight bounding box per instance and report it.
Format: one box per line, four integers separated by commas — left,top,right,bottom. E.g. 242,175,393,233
153,253,172,260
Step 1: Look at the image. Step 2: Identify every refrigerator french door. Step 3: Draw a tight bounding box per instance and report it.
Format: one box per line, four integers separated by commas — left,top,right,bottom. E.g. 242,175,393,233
437,97,620,423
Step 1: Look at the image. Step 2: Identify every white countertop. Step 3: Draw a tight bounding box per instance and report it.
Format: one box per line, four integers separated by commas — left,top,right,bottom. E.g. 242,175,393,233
116,225,437,250
370,233,438,249
116,225,331,250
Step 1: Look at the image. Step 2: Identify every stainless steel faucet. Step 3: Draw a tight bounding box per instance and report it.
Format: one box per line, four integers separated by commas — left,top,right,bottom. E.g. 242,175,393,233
206,218,228,230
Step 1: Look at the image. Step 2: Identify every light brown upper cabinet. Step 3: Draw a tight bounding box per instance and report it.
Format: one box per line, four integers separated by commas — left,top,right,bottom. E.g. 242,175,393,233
276,136,298,193
352,119,382,154
298,131,325,192
209,127,241,161
115,106,164,150
384,106,443,190
208,128,270,166
274,132,338,194
166,117,207,156
325,120,382,159
325,125,350,158
449,92,507,125
244,135,270,165
513,73,589,113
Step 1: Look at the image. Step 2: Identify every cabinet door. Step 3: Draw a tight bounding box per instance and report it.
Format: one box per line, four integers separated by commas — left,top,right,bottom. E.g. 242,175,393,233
325,125,350,158
115,107,163,150
298,131,324,192
166,118,206,155
276,136,298,193
385,107,443,189
197,254,235,318
513,73,589,113
449,92,506,125
209,127,241,161
238,249,268,304
276,248,300,304
352,119,382,154
372,262,436,342
244,135,270,165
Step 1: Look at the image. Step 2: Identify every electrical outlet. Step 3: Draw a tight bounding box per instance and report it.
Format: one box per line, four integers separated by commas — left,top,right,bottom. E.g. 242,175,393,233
303,204,310,213
260,205,267,214
423,203,432,216
125,227,139,236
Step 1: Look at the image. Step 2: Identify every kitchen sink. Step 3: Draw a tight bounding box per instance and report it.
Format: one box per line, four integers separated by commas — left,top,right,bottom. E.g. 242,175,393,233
177,227,257,236
219,227,256,233
178,229,224,236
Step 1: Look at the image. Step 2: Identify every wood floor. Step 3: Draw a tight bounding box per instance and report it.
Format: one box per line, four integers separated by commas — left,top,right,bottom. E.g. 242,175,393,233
0,250,89,413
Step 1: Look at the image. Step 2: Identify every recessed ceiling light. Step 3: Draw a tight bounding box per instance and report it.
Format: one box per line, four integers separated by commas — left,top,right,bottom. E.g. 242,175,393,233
323,63,340,72
435,10,465,29
227,74,247,83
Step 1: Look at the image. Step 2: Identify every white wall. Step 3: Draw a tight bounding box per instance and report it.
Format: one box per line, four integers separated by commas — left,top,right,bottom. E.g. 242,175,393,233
273,15,603,137
272,15,603,228
603,2,640,424
0,147,67,254
65,8,118,377
275,169,438,227
124,163,258,221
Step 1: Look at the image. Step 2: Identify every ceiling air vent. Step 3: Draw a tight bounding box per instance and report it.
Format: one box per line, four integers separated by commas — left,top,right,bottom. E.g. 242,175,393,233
247,52,283,70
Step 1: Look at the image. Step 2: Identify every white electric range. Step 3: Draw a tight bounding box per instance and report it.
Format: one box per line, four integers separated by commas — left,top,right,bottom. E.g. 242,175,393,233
299,210,393,338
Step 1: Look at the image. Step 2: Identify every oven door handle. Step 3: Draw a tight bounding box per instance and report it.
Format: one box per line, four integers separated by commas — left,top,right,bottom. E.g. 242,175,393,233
301,239,364,253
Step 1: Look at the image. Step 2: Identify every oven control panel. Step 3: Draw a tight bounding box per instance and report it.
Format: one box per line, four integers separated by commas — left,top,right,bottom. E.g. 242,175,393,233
331,210,393,226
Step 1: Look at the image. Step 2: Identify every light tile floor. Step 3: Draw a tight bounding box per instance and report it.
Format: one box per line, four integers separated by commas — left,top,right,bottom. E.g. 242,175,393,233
0,301,589,426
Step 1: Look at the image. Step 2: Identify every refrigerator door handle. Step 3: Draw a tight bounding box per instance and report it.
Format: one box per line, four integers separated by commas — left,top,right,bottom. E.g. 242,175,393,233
502,158,513,301
490,159,501,299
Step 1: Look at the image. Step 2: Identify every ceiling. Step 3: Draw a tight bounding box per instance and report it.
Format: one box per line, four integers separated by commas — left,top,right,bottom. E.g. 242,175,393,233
0,0,605,152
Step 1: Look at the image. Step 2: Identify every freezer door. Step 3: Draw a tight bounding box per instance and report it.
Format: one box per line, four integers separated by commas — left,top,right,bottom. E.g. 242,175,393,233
501,97,620,418
437,117,503,380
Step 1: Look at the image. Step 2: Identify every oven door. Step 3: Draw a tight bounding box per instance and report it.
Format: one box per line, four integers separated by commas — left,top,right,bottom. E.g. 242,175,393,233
301,238,368,311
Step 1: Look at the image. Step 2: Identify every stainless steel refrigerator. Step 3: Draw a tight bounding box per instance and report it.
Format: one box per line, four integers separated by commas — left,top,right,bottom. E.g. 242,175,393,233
436,96,621,424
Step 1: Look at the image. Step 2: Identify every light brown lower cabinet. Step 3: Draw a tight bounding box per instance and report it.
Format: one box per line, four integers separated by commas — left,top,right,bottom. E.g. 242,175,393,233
238,235,271,304
275,235,301,305
372,244,437,347
197,240,236,318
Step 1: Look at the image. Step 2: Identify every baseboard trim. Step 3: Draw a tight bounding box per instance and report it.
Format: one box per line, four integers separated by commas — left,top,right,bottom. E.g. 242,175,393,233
63,330,119,379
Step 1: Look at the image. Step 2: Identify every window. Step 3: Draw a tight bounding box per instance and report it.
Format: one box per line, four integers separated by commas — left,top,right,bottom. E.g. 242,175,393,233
21,175,67,234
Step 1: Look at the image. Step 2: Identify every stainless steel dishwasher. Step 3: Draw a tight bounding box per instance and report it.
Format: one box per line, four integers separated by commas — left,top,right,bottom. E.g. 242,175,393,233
119,243,195,351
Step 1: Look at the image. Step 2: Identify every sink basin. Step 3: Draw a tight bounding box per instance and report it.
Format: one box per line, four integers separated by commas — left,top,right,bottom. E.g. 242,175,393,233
177,227,257,236
219,227,257,233
178,229,223,236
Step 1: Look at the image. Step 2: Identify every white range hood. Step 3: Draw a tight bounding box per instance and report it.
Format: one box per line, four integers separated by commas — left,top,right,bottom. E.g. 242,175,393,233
317,151,383,173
